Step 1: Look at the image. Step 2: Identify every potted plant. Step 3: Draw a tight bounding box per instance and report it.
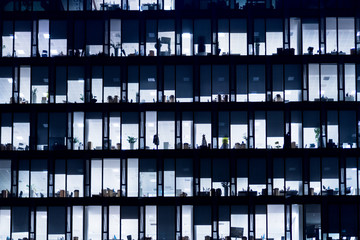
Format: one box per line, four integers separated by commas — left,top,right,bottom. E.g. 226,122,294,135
221,182,230,196
274,141,281,149
222,137,229,149
110,38,121,57
26,184,36,197
32,88,37,103
73,137,80,150
127,136,137,150
314,128,321,148
90,94,97,103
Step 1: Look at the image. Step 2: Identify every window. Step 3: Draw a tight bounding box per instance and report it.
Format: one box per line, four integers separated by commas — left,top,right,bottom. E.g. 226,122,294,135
176,65,193,102
67,67,84,103
104,66,121,103
303,111,320,148
176,158,193,197
158,20,175,56
110,19,121,57
338,18,355,54
67,159,84,197
218,19,229,55
194,19,211,56
122,112,139,150
230,19,247,55
15,21,31,57
140,66,157,103
0,67,13,103
2,21,14,57
31,67,49,104
249,65,265,102
121,207,139,240
302,19,319,55
38,20,49,57
140,159,157,197
85,112,103,150
266,19,283,55
122,20,139,56
50,21,67,56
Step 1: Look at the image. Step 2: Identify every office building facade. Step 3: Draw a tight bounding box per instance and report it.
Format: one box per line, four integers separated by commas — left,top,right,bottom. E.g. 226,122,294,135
1,0,360,239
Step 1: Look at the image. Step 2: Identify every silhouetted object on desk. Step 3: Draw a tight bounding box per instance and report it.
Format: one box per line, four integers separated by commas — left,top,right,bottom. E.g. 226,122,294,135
201,134,207,149
284,132,291,149
153,134,159,147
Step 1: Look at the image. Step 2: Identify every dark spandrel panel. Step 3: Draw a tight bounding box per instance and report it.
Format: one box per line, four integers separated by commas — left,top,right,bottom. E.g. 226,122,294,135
140,65,157,90
237,158,248,178
104,66,121,87
164,66,175,90
56,66,67,95
200,158,211,178
122,112,138,124
67,159,84,175
286,158,302,181
267,111,284,137
55,159,66,174
158,112,174,121
272,65,283,91
68,66,84,80
176,158,193,177
231,205,248,215
176,65,193,98
322,157,339,179
309,157,320,181
121,206,138,219
158,206,175,240
327,204,339,233
128,66,139,84
14,113,29,123
195,205,211,225
273,158,284,178
303,111,320,128
249,158,265,184
213,158,229,182
74,21,85,49
285,65,301,90
219,205,230,221
86,20,104,45
12,206,29,232
212,65,229,95
48,206,66,234
249,65,265,93
31,159,47,171
1,113,12,127
32,67,48,85
122,20,139,43
200,65,211,96
140,158,156,172
51,20,67,39
341,204,358,236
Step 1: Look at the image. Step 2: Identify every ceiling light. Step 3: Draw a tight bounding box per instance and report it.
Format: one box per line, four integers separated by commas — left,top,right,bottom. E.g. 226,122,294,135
77,123,84,128
148,78,155,82
50,49,58,55
8,78,13,83
112,123,120,127
43,33,50,39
